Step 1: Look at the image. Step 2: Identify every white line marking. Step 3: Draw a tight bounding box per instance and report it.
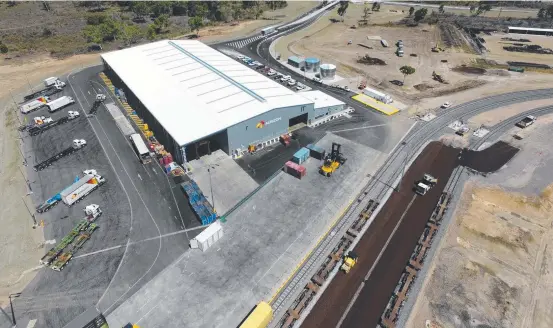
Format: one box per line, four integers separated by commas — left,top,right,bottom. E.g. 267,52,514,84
67,68,136,312
26,319,37,328
337,194,418,327
329,123,387,133
152,167,158,175
137,173,142,181
73,245,123,259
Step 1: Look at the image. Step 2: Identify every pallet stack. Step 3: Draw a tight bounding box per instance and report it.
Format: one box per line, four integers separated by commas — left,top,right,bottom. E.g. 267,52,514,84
181,180,217,225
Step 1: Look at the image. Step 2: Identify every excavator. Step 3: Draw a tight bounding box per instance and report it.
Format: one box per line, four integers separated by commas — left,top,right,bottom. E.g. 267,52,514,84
319,142,347,177
341,251,358,273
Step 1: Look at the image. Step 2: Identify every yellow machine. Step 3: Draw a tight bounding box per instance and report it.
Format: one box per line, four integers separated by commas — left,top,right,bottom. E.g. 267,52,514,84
320,142,347,177
240,301,273,328
340,251,358,273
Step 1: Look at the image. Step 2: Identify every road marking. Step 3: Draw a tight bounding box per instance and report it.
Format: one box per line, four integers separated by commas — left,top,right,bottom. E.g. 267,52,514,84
152,167,158,175
337,194,418,328
137,173,142,181
329,123,386,133
67,68,136,312
72,245,123,259
44,239,56,245
26,319,37,328
87,90,90,95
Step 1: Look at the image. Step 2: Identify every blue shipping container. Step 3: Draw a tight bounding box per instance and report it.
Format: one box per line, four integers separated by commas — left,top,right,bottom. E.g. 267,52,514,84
292,147,310,164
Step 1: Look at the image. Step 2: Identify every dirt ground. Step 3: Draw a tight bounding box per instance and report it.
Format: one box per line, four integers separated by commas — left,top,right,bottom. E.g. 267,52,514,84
482,33,553,66
407,115,553,328
275,3,553,112
468,98,553,127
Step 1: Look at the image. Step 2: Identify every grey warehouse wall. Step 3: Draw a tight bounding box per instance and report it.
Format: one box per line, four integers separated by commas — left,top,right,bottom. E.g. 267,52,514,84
226,103,314,152
312,104,345,121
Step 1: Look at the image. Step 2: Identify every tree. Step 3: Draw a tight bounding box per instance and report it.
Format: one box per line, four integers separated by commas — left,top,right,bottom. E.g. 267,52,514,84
147,24,157,40
413,8,428,22
130,2,149,20
337,0,349,21
399,65,416,83
409,6,415,17
121,24,143,45
475,3,492,16
363,5,370,20
439,4,445,14
151,1,172,17
0,41,8,54
469,5,476,14
188,16,203,36
82,25,103,44
153,14,170,32
538,8,546,19
547,5,553,19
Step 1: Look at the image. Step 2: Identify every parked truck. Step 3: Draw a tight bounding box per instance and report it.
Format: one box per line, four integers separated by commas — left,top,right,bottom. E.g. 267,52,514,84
47,96,75,113
23,81,65,102
44,77,64,88
362,87,393,104
33,139,87,171
60,171,106,206
20,96,50,114
28,111,79,136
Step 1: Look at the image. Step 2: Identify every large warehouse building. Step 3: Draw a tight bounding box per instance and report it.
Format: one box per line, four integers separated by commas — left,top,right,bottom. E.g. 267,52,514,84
101,40,345,163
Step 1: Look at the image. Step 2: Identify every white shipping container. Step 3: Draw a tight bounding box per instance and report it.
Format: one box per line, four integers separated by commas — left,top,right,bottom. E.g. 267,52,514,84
190,221,223,252
363,87,393,104
47,96,75,112
44,77,59,87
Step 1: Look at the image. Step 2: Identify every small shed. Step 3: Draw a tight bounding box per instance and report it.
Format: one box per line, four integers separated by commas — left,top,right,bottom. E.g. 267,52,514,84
288,56,305,68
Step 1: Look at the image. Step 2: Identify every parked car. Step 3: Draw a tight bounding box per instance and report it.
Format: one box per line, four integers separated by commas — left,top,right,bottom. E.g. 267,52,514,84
516,115,537,128
441,101,452,109
288,79,297,86
295,85,305,91
390,80,404,86
342,85,350,91
237,54,245,60
312,77,322,83
248,61,256,66
267,70,276,76
280,75,291,82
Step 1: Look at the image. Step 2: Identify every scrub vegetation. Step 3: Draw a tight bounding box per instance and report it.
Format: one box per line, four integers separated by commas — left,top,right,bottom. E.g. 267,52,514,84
0,1,288,58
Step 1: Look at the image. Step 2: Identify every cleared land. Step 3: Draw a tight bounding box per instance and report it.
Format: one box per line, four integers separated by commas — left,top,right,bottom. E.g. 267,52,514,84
482,33,553,66
407,117,553,328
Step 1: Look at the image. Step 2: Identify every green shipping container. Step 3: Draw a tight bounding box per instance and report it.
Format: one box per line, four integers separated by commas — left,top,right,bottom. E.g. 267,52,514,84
508,66,525,73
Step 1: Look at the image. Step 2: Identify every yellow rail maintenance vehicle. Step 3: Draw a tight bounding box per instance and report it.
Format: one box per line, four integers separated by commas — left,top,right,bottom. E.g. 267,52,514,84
240,301,273,328
320,142,347,177
341,251,358,274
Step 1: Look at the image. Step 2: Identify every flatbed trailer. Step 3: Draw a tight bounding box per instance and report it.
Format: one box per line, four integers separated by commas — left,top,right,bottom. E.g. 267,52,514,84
28,111,79,136
23,85,63,102
33,139,86,171
40,219,89,265
51,223,98,271
36,194,62,213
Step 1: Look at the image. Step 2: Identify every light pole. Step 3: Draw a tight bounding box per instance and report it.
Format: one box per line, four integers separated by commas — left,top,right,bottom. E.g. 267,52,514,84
21,196,37,226
9,293,21,327
207,164,219,213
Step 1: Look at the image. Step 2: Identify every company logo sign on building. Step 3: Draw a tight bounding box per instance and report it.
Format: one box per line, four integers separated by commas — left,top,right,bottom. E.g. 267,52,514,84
256,117,281,128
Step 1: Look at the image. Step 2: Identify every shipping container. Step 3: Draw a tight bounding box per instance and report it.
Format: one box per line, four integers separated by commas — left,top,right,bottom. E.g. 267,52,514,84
240,302,273,328
47,96,75,112
292,147,310,165
284,161,306,179
306,144,326,160
189,221,223,252
362,87,393,104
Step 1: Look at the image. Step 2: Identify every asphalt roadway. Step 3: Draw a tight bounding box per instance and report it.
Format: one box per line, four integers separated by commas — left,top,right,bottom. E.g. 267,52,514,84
8,66,203,328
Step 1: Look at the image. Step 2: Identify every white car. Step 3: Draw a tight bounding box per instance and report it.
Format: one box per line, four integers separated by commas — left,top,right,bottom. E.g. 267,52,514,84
312,77,322,83
267,70,276,76
288,79,297,86
281,75,291,82
248,61,256,66
441,102,452,109
295,85,305,91
342,85,350,91
237,54,245,60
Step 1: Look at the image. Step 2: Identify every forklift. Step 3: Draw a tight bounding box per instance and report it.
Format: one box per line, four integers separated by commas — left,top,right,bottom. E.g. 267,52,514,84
340,251,358,273
319,142,347,177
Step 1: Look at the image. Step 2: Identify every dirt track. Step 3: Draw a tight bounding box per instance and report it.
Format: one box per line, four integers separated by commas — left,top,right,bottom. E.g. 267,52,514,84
301,141,519,328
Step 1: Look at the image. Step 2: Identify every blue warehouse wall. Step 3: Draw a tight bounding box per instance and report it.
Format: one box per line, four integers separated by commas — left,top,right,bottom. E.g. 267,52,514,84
312,104,346,121
226,103,314,152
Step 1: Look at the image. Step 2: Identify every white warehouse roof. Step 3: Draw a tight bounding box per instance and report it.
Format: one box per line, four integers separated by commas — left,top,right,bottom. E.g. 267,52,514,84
300,90,345,109
101,40,312,146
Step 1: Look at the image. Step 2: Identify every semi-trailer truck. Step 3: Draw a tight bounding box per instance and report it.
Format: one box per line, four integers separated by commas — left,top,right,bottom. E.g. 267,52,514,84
47,96,75,113
20,96,50,114
23,81,65,102
60,171,106,206
44,77,64,88
28,111,79,136
33,139,87,171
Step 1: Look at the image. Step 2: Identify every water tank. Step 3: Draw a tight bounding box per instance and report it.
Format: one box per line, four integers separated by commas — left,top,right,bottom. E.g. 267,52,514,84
304,57,320,73
319,63,336,80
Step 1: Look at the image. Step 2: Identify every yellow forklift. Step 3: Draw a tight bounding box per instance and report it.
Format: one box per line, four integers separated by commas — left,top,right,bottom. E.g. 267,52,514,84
340,251,358,273
319,142,347,177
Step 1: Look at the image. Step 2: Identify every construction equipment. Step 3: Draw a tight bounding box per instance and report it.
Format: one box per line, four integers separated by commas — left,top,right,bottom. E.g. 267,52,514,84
432,71,447,83
319,143,346,177
33,139,87,171
340,251,358,273
414,174,438,196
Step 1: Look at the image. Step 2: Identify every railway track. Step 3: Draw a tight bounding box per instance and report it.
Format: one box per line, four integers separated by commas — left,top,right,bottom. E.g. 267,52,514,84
269,89,553,326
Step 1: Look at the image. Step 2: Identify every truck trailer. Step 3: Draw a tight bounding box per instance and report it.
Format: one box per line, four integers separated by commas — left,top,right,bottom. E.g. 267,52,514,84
47,96,75,113
60,171,106,206
23,81,65,102
20,96,50,114
33,139,87,171
362,87,393,104
28,111,79,136
44,77,64,88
